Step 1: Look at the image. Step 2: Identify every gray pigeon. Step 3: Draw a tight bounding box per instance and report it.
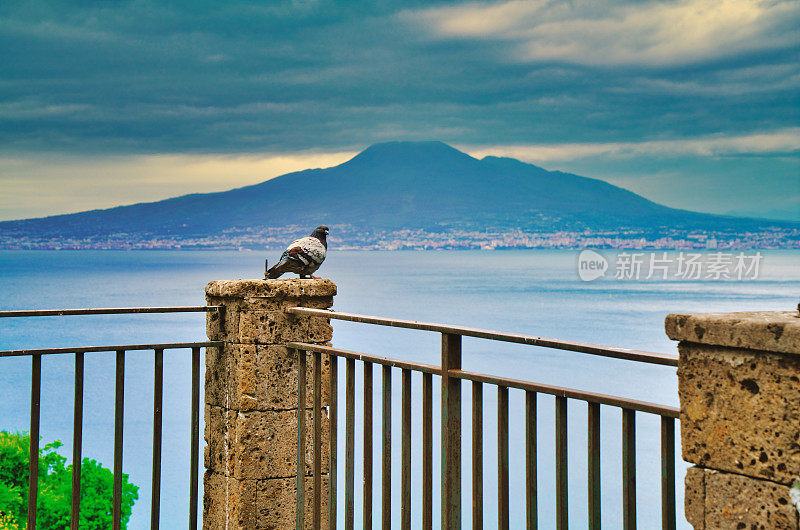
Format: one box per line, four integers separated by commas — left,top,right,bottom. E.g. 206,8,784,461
266,225,328,279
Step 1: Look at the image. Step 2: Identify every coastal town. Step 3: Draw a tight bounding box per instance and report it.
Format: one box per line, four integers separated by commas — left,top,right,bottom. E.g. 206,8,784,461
2,224,798,251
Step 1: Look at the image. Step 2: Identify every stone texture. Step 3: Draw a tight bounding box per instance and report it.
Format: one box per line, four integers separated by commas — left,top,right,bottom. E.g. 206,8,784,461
206,344,331,411
677,342,800,485
237,307,333,345
206,279,335,345
205,405,330,480
207,295,333,344
685,466,706,529
203,471,258,530
684,467,800,529
204,405,238,476
666,311,800,356
206,293,335,315
205,278,335,528
702,468,798,529
206,304,239,343
258,476,330,530
206,278,337,299
203,472,329,530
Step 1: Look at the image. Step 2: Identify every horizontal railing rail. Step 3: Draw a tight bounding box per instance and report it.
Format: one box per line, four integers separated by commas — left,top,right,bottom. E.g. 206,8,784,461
286,307,678,367
0,306,221,318
1,308,214,530
0,341,222,358
287,342,678,418
288,307,678,530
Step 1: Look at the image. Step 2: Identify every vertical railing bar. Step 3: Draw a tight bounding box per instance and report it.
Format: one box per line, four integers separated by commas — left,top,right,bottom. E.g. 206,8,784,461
150,348,164,530
525,391,537,530
472,381,483,530
112,349,125,530
329,354,338,530
345,358,355,530
189,347,200,530
497,386,509,530
364,361,373,529
296,349,307,530
622,408,637,530
401,369,412,530
588,402,601,530
422,372,433,530
28,353,42,530
313,350,323,530
661,416,676,530
382,365,392,529
70,352,84,530
555,395,568,530
441,332,462,529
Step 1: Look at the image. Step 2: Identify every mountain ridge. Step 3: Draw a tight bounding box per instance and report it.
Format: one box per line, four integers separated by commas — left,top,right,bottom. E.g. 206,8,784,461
1,142,796,245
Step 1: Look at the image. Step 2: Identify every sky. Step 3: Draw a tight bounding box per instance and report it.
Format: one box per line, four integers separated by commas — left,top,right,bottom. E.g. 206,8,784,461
1,0,798,222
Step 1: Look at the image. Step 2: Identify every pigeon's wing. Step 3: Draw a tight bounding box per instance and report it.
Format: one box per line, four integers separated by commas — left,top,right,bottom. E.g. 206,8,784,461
283,237,325,273
271,238,316,264
292,236,326,265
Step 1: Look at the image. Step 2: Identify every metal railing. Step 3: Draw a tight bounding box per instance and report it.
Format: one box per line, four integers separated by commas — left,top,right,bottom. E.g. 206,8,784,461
287,307,679,530
0,306,222,530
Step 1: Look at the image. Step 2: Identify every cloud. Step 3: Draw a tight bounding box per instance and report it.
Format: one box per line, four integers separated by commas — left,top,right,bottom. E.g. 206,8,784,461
612,61,800,96
0,0,796,157
464,128,800,161
411,0,799,66
0,99,92,120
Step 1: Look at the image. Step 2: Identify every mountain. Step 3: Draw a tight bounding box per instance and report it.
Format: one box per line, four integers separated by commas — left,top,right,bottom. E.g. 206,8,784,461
0,141,795,246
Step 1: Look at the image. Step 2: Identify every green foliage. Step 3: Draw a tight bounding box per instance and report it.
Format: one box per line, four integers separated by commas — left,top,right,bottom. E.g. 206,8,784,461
0,431,138,529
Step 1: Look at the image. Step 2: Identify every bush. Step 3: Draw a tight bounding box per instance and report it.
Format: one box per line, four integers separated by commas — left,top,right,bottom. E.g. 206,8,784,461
0,431,138,529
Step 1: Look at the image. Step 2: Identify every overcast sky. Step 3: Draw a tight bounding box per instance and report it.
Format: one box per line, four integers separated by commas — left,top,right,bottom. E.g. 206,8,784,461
1,0,798,221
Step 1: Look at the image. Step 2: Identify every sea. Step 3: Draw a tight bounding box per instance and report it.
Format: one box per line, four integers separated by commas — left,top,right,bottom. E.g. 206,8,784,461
1,249,798,529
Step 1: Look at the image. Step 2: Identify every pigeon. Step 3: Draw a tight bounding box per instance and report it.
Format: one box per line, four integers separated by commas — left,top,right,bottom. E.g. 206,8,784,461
266,225,329,279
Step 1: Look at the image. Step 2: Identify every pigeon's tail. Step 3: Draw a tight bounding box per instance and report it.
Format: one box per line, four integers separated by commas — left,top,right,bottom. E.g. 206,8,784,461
266,258,288,279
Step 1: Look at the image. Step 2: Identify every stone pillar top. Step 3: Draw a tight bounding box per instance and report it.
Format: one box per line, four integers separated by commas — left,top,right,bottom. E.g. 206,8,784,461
206,278,337,299
665,310,800,355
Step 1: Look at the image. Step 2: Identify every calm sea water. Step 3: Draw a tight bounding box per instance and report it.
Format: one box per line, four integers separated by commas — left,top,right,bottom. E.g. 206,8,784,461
1,250,798,529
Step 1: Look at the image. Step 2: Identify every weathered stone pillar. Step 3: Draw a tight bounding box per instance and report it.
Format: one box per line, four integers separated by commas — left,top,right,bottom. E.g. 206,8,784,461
666,310,800,529
203,279,335,529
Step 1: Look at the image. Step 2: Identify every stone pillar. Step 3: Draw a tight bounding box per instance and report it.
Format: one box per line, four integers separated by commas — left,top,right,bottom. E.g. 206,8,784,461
666,310,800,529
203,279,335,529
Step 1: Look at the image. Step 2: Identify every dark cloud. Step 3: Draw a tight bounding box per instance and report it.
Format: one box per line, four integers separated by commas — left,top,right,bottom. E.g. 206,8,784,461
1,0,797,154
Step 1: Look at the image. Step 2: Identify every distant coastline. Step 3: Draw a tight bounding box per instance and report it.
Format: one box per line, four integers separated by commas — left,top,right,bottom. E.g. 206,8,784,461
2,225,797,250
